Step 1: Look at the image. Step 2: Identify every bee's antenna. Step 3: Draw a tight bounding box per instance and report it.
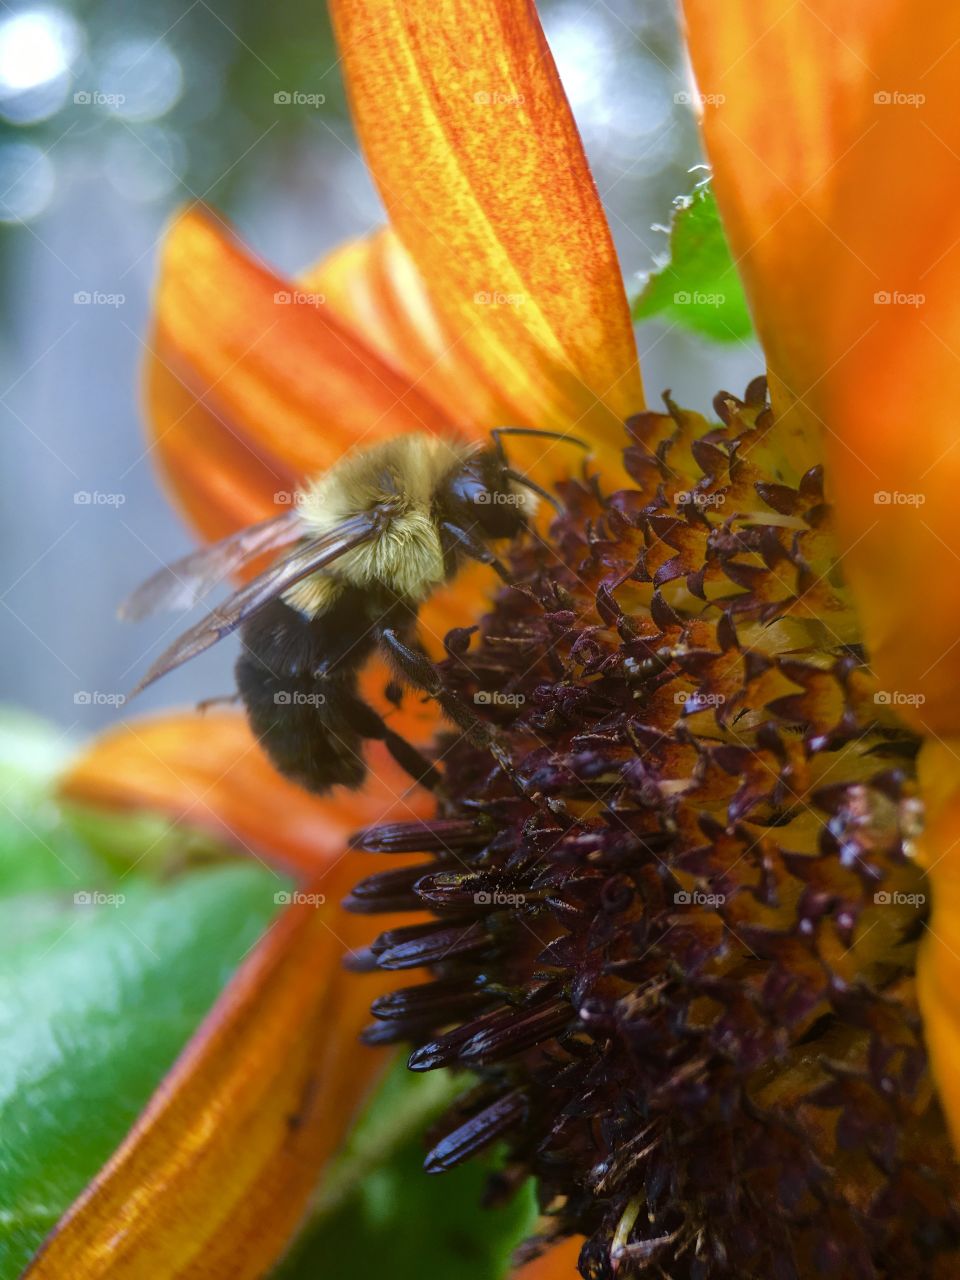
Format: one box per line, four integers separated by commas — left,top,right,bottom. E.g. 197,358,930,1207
504,469,563,514
490,426,592,465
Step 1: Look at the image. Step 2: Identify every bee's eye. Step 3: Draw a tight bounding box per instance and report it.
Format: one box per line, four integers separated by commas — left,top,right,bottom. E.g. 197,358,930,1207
447,474,491,511
445,476,524,539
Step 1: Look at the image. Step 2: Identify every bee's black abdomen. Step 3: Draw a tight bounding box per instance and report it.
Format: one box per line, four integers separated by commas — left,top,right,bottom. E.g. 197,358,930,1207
236,590,377,794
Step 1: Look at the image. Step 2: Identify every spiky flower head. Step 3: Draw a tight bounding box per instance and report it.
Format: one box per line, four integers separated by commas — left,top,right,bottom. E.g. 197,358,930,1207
348,382,959,1279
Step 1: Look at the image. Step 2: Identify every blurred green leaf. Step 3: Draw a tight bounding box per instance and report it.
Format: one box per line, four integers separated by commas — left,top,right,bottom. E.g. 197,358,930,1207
0,865,282,1277
65,803,240,880
0,713,284,1278
277,1059,539,1280
0,711,105,895
2,716,535,1280
632,183,754,342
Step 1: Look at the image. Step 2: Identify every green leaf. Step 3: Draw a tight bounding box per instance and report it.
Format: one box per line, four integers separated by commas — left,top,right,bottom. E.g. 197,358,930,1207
0,863,283,1277
0,710,287,1277
277,1059,539,1280
632,182,755,342
0,711,107,895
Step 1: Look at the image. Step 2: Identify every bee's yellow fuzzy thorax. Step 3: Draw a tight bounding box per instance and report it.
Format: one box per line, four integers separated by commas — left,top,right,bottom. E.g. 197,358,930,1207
285,433,474,613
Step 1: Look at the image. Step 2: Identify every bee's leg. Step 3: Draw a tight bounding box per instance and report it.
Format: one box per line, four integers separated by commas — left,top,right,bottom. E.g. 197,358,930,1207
379,628,497,750
384,679,405,708
439,521,512,583
196,693,241,713
380,629,523,792
340,691,443,792
381,728,444,792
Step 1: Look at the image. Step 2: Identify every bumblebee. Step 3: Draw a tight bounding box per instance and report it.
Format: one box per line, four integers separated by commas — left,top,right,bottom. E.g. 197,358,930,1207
123,428,582,794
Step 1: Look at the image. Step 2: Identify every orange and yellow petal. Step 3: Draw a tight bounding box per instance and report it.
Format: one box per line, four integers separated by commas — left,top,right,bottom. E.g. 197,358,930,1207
683,0,960,1145
304,227,504,433
148,206,455,541
681,0,887,475
813,14,960,740
145,353,298,542
329,0,643,474
512,1238,583,1278
24,880,387,1280
35,710,435,1277
60,709,432,880
683,1,960,733
916,739,960,1152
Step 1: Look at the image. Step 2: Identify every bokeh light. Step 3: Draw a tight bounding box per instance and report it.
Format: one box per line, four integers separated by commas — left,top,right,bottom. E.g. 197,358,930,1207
0,6,82,125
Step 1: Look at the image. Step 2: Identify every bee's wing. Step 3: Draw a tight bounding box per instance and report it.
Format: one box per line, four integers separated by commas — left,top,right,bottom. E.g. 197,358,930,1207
119,510,307,622
129,509,383,697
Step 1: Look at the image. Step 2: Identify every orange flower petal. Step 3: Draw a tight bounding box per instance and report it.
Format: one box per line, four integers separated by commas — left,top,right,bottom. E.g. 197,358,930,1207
329,0,643,472
915,740,960,1149
304,227,505,434
36,711,432,1277
145,350,297,543
59,709,432,879
682,3,960,731
685,2,960,1149
24,879,392,1280
811,16,960,738
148,205,455,539
512,1238,584,1278
681,0,888,474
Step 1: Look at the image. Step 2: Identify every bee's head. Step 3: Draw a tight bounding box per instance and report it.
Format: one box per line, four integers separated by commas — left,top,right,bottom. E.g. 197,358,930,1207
441,447,533,539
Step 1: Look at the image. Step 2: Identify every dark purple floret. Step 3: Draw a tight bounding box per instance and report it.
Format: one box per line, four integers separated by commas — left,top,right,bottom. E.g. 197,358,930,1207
346,383,960,1279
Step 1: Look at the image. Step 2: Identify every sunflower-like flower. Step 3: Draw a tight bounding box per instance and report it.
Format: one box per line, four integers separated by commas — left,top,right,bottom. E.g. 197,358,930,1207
27,2,960,1278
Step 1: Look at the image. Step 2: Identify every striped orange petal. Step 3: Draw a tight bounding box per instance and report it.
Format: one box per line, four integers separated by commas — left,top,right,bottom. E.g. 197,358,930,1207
682,0,960,1148
32,710,432,1277
303,227,505,433
512,1237,584,1278
328,0,643,476
681,0,887,477
24,882,388,1280
916,739,960,1152
682,0,960,730
60,709,432,879
147,206,455,542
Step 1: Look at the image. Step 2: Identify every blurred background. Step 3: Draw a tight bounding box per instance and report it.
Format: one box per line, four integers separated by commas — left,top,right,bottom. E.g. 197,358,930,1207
0,0,763,734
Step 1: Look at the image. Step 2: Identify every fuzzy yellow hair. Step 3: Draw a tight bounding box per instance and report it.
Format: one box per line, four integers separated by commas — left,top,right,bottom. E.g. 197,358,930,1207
284,433,475,614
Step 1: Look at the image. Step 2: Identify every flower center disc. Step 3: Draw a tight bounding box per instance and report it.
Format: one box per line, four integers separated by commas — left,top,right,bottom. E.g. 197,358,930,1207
348,381,960,1279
